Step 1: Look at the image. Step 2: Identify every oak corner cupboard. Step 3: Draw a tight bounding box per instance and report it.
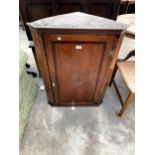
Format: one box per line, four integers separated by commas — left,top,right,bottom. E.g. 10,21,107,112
27,12,127,106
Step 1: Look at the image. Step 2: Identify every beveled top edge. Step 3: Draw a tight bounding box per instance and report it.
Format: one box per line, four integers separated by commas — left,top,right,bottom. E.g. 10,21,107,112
27,12,128,31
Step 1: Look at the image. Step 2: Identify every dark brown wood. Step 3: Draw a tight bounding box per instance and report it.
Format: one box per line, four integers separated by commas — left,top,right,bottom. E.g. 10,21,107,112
119,0,128,15
125,32,135,39
31,31,54,103
43,33,116,105
119,0,135,15
109,63,117,87
55,42,104,103
28,12,126,106
113,79,124,105
20,0,121,41
19,0,122,78
125,0,135,14
123,49,135,60
107,31,126,88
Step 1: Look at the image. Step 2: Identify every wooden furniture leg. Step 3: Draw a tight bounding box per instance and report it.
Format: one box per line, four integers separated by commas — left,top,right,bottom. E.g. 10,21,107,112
113,79,123,106
29,41,42,77
118,92,134,117
109,63,118,87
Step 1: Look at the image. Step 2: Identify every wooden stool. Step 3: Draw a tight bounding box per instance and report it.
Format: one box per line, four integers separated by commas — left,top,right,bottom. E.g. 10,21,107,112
109,50,135,117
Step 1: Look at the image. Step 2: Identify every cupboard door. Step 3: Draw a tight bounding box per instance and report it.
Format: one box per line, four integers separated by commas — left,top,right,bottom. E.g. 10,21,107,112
43,34,116,105
53,42,105,104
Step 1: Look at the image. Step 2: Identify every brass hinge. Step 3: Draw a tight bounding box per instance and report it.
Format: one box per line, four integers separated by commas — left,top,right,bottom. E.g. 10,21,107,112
109,50,113,58
109,41,116,58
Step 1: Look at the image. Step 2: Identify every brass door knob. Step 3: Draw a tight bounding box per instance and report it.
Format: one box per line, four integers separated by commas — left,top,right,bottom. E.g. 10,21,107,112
57,37,61,41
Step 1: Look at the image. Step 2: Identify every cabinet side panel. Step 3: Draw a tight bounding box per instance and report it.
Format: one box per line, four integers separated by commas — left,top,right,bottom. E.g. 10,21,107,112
100,31,126,99
110,31,126,70
31,31,54,103
43,35,60,104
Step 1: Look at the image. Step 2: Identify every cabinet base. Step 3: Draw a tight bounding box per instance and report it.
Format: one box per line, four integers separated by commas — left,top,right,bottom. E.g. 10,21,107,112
48,101,102,106
48,101,54,106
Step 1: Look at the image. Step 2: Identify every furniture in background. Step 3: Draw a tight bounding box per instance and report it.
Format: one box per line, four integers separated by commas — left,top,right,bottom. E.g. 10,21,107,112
119,0,127,14
19,11,25,30
19,10,38,77
20,0,121,40
119,0,135,15
25,41,38,77
19,0,121,77
109,50,135,116
27,12,126,106
117,14,135,39
19,50,38,144
125,0,135,14
109,13,135,116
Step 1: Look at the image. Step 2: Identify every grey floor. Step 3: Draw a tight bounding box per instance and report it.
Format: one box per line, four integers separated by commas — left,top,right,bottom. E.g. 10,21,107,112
19,27,135,155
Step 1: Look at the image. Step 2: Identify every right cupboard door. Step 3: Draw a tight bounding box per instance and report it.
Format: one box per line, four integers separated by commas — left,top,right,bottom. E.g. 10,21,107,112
44,34,116,105
54,42,105,104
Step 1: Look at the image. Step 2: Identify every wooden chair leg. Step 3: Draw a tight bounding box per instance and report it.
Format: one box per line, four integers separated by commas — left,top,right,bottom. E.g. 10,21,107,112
109,63,118,87
118,92,134,117
113,79,123,106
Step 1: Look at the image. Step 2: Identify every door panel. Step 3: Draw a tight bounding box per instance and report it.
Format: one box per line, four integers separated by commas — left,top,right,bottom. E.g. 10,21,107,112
43,34,116,105
53,42,105,103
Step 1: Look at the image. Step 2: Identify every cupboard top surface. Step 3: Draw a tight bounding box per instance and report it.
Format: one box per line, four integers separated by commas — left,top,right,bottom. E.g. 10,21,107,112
27,12,127,31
